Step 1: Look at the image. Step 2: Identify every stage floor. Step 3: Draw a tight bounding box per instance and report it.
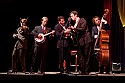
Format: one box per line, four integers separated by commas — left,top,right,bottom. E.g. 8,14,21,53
0,72,125,81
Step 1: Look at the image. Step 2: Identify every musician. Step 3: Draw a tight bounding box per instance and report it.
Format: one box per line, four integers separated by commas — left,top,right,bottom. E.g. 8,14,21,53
30,17,54,74
69,11,92,75
54,16,72,73
91,16,111,74
11,18,30,73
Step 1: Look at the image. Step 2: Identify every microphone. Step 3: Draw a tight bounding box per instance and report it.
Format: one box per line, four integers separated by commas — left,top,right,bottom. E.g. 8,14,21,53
67,17,72,27
68,17,71,23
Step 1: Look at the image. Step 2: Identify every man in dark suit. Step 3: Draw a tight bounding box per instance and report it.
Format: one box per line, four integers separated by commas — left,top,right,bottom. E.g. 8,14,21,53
54,16,72,73
91,16,111,74
11,18,30,73
30,17,55,74
69,11,92,75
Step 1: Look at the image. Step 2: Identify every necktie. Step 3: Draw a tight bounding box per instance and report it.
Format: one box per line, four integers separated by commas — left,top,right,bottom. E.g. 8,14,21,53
42,27,45,31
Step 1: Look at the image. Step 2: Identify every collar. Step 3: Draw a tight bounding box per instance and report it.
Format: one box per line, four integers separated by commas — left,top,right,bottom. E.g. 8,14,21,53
76,17,80,23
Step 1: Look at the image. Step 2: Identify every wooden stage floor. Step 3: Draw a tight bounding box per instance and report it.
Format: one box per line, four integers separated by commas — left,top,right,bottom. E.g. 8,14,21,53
0,72,125,81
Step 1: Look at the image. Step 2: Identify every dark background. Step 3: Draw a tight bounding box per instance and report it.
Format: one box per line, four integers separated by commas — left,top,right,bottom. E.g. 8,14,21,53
0,0,105,72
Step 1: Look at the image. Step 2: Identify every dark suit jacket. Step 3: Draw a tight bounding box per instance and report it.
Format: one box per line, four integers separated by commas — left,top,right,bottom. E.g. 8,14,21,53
13,26,30,49
54,23,70,48
92,23,110,38
91,23,111,49
30,26,51,47
74,18,92,46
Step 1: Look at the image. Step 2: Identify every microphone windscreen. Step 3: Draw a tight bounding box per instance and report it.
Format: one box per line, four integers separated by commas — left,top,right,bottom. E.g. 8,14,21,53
68,17,71,22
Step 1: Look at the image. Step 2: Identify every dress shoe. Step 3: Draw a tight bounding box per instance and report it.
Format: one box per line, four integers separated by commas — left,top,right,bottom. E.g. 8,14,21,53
22,70,26,73
105,72,110,74
37,70,41,74
30,72,35,74
65,70,70,74
8,71,17,74
8,69,17,74
41,72,45,75
8,68,17,73
99,71,104,74
80,72,89,75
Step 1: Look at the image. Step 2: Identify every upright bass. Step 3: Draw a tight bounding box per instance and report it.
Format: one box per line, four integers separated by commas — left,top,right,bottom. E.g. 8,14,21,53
94,9,110,68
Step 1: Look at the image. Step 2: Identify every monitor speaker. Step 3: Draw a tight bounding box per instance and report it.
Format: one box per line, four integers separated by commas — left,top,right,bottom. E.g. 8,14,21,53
112,63,121,72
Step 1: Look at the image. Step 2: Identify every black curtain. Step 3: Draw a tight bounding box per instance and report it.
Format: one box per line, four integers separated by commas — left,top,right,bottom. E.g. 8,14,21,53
111,0,124,70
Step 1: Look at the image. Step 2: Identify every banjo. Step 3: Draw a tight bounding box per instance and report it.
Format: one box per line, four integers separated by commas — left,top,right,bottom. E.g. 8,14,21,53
35,30,55,43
